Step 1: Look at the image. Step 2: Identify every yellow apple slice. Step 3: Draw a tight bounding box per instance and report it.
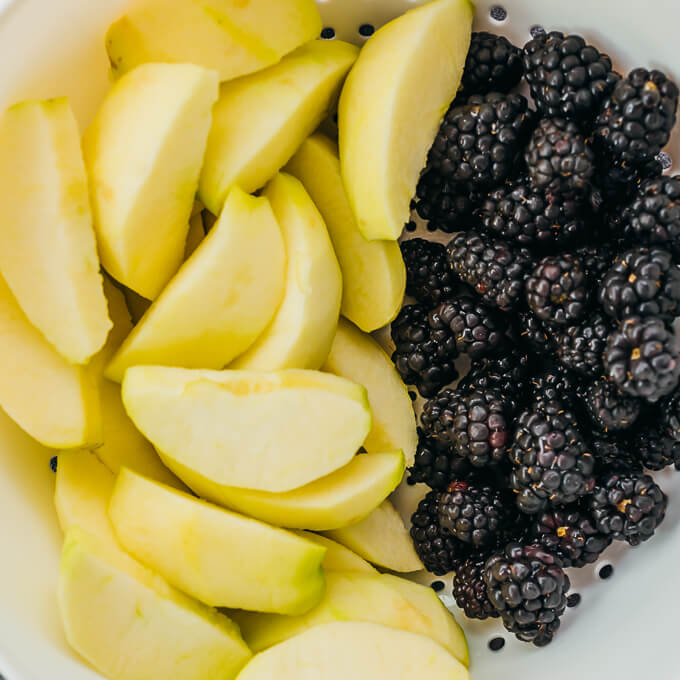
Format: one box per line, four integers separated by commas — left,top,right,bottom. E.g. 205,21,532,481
0,98,111,363
293,532,377,574
83,63,219,299
231,174,341,371
122,366,371,493
184,212,205,259
339,0,473,240
199,41,358,215
105,187,285,382
286,134,406,331
106,0,322,82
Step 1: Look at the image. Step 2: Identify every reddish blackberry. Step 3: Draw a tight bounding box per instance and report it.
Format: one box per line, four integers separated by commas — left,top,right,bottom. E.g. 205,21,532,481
584,378,641,432
453,556,500,620
407,429,472,490
414,171,480,233
400,238,457,306
554,311,612,377
421,387,511,468
525,118,595,195
447,231,534,311
484,543,570,646
526,254,589,325
599,247,680,321
592,434,643,474
589,471,668,546
632,422,680,471
391,304,459,398
604,316,680,402
523,31,617,122
517,308,555,354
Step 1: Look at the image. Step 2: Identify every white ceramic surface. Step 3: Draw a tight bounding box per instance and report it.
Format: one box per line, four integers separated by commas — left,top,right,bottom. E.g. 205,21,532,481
0,1,678,679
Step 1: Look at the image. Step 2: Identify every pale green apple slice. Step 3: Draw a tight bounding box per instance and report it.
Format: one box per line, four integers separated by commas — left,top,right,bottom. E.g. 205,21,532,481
339,0,473,240
109,468,326,614
105,187,285,382
323,500,423,572
236,621,469,680
199,41,358,215
323,317,417,465
230,173,342,372
293,532,376,574
106,0,322,82
0,98,111,363
122,366,371,493
184,211,205,259
83,63,219,299
285,133,405,331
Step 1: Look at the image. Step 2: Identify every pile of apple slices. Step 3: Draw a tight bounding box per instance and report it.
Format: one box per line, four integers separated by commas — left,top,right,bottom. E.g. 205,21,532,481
0,0,475,678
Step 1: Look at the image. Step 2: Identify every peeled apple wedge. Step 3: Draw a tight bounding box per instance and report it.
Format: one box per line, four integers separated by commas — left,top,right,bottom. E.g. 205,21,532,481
188,451,405,531
236,622,470,680
323,500,423,572
199,41,359,215
339,0,473,240
231,174,342,372
285,134,406,331
293,532,376,574
323,318,417,464
109,468,327,614
0,97,111,363
105,187,285,381
83,63,219,299
122,366,371,493
106,0,322,82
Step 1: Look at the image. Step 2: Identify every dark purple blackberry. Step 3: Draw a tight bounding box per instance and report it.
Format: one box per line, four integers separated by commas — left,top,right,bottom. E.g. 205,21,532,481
584,378,641,433
400,238,457,306
453,556,500,620
574,242,617,283
530,364,580,406
484,543,570,646
594,68,679,167
447,231,533,311
407,429,472,490
525,118,595,195
589,471,668,546
632,421,680,471
592,434,643,474
414,171,481,233
599,247,680,321
554,311,612,377
661,388,680,440
604,316,680,402
510,401,596,514
391,304,458,398
516,308,555,354
523,31,617,122
526,254,589,325
594,156,663,207
425,92,534,188
421,387,511,468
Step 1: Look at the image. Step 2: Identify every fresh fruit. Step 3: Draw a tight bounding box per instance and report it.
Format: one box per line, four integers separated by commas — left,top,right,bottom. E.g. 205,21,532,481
109,468,326,613
633,423,680,471
184,212,205,259
199,42,358,215
323,500,423,572
105,187,285,381
235,621,470,680
230,174,342,371
339,0,473,240
285,133,405,331
407,429,471,490
323,318,417,464
584,378,641,432
122,366,371,493
0,98,111,363
106,0,322,81
83,63,219,299
400,238,457,306
453,556,500,620
293,532,377,574
59,527,252,680
554,312,612,377
414,171,482,233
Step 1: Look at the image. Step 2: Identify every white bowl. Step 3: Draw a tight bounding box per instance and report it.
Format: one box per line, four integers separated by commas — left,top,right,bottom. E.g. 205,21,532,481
0,1,678,679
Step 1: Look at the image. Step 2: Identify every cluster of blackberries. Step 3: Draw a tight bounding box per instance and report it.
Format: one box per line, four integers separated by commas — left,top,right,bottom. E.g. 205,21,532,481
400,30,680,648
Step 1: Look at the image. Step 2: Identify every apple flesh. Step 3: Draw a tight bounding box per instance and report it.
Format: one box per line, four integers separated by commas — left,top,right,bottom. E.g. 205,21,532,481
293,532,376,574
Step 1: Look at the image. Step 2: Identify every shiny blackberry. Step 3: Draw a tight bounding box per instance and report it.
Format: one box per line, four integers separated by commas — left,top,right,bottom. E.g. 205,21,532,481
407,429,472,490
530,364,580,406
592,434,643,474
584,377,641,432
401,238,457,306
633,422,680,471
517,308,555,354
453,556,500,620
554,311,612,377
574,242,617,283
415,171,480,233
661,388,680,440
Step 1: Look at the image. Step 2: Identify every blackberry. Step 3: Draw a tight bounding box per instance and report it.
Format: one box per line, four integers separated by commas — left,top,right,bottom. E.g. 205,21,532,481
530,364,580,406
484,543,570,646
599,247,680,321
401,238,457,305
510,401,595,513
574,242,616,283
661,388,680,440
447,231,534,311
594,156,662,207
421,387,511,468
523,31,617,122
453,557,500,620
554,311,612,377
632,423,680,471
584,378,641,432
415,171,480,233
604,315,680,402
594,68,679,167
525,118,595,195
425,92,534,188
590,471,668,546
407,429,472,490
592,434,643,474
391,304,458,398
530,505,612,568
526,254,589,325
517,308,555,354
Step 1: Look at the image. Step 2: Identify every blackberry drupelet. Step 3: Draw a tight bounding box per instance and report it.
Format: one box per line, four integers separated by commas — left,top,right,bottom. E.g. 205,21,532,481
453,556,500,620
554,311,612,377
523,31,617,122
590,471,668,545
484,543,570,646
447,230,534,311
407,429,472,490
592,434,643,474
401,238,457,306
415,170,481,233
526,254,589,325
517,308,555,354
604,315,680,402
632,423,680,471
584,378,641,432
